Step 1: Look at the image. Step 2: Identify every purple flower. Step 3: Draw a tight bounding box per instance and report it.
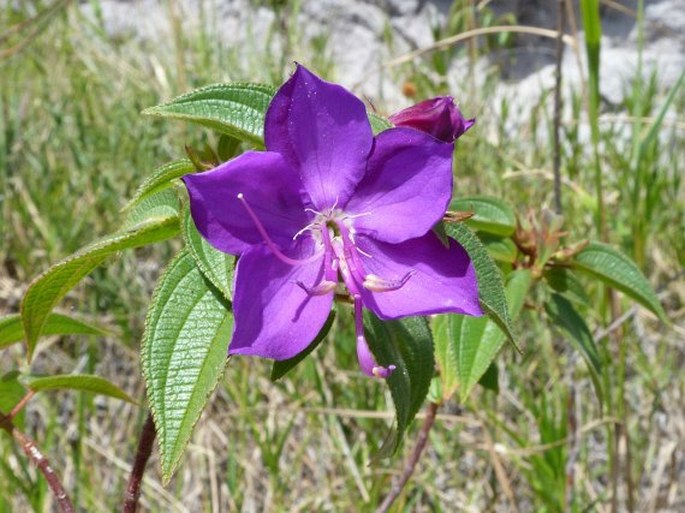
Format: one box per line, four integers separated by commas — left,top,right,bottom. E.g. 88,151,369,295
183,65,481,378
388,96,475,143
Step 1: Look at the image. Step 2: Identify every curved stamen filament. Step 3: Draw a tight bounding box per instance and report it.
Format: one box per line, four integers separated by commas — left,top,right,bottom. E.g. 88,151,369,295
354,296,395,379
363,271,416,292
237,193,321,266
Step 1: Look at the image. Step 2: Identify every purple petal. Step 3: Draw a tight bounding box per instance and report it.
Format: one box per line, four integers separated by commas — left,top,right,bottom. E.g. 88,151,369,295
356,233,482,319
388,96,475,142
345,127,454,243
264,64,373,211
230,239,333,360
183,151,309,255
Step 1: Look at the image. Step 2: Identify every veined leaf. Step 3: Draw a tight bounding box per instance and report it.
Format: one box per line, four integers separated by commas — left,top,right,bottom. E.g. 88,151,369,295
270,312,335,381
122,188,180,230
20,374,136,404
182,207,235,302
544,267,590,307
446,223,518,349
450,196,516,236
480,234,518,263
570,241,666,321
0,313,108,350
123,159,195,212
142,251,232,483
143,83,276,145
365,313,434,456
21,216,179,360
434,269,532,402
545,293,603,405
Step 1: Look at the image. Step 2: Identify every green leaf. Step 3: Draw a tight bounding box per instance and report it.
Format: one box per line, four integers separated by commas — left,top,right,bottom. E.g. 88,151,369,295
143,83,277,145
450,196,516,236
142,251,232,483
480,234,518,263
0,371,27,430
570,241,666,321
446,223,518,350
182,207,235,302
441,269,531,402
544,267,590,307
477,362,499,393
123,159,195,213
368,112,393,134
0,313,108,350
545,293,603,405
270,312,335,381
20,374,136,404
21,216,179,360
122,188,180,230
364,314,434,456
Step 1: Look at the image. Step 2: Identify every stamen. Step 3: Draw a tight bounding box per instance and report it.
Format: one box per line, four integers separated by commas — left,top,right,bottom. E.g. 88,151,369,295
363,271,416,292
353,296,395,379
237,193,320,266
295,280,337,296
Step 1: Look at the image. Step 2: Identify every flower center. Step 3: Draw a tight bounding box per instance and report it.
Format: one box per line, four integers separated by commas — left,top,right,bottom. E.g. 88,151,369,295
238,193,413,378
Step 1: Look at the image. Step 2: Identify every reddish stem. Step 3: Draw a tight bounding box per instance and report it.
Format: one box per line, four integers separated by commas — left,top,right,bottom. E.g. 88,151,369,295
375,402,439,513
122,413,156,513
0,414,74,513
10,390,36,419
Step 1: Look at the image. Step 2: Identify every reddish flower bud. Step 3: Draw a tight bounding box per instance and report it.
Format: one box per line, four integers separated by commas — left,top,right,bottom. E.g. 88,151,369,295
388,96,475,143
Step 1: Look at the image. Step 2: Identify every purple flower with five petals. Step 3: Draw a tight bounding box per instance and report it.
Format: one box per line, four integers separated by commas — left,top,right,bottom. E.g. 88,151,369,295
388,96,475,143
183,65,482,378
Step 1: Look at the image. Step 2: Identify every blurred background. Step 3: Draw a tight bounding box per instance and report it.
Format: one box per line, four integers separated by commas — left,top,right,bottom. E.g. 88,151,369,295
1,1,683,511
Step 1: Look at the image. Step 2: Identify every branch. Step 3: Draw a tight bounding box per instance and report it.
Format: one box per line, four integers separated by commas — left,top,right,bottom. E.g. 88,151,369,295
0,413,74,513
122,412,156,513
375,402,439,513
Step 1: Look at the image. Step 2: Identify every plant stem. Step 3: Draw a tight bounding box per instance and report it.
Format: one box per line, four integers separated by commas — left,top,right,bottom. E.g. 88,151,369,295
123,412,156,513
9,390,35,419
553,0,566,214
375,401,439,513
0,413,75,513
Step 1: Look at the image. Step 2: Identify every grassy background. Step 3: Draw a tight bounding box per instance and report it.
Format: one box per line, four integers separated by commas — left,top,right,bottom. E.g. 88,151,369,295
1,0,684,511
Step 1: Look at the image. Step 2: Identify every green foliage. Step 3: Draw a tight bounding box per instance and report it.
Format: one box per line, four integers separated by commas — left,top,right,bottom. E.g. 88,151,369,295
446,223,517,349
0,372,27,430
364,313,434,456
270,312,335,381
20,215,179,360
570,241,666,321
0,313,108,350
141,251,232,483
450,196,516,236
545,293,603,404
19,374,136,404
434,269,531,402
143,83,277,145
182,207,235,302
123,159,195,213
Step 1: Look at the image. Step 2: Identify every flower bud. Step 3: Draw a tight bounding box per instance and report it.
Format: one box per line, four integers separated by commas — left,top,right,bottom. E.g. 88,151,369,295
388,96,475,142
